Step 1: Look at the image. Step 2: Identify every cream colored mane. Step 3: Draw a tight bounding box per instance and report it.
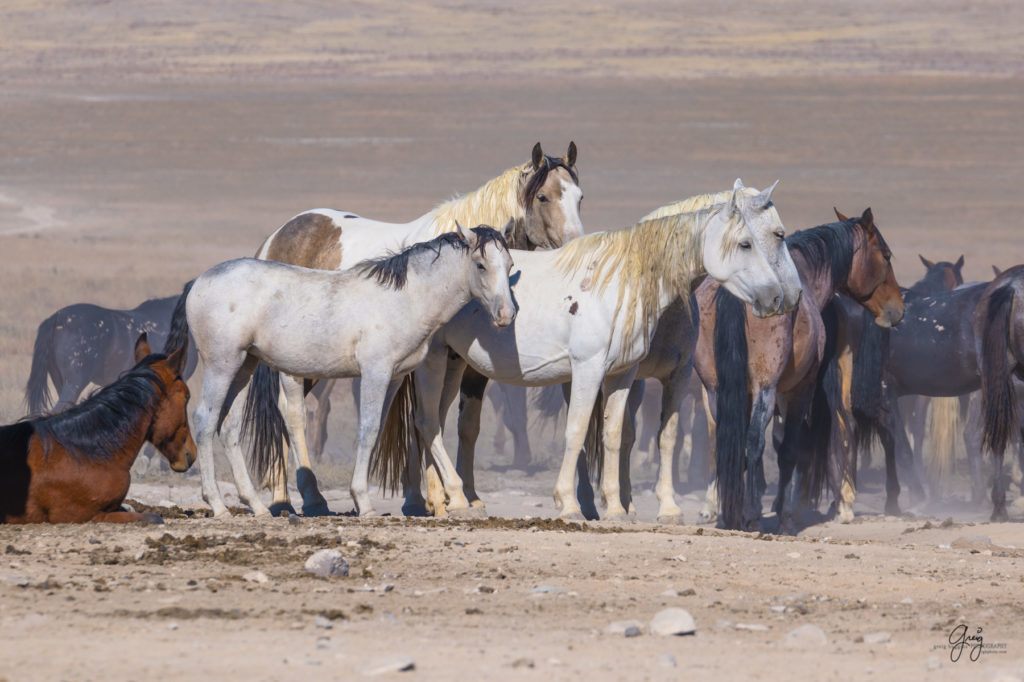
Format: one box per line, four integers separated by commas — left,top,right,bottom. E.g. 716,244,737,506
555,210,713,361
639,187,759,222
428,162,530,236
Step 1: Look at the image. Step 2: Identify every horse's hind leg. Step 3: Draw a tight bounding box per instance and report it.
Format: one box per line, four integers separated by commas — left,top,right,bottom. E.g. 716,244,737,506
280,374,331,516
218,364,272,517
502,384,534,469
307,378,335,462
698,384,719,524
455,365,487,510
654,372,685,523
742,387,776,531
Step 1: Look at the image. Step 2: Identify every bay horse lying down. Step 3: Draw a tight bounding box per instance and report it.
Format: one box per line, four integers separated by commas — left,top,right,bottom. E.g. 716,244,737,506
0,334,194,524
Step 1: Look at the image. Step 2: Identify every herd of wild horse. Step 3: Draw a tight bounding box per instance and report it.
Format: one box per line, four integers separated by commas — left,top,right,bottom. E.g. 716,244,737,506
4,141,1023,529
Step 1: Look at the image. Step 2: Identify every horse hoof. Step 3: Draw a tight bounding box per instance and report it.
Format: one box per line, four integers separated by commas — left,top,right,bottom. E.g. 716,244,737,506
469,499,486,509
139,512,165,525
601,511,631,524
884,503,901,517
697,510,717,525
251,506,273,518
990,509,1009,523
301,503,334,517
401,502,430,518
657,513,685,526
212,507,232,518
357,509,380,518
269,502,297,517
558,510,586,522
448,506,488,520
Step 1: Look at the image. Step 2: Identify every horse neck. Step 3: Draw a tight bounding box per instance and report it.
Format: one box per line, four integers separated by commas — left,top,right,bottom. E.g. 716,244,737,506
423,164,527,240
401,245,476,326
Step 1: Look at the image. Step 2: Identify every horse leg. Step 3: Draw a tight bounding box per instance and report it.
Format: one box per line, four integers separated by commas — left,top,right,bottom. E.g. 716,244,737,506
877,403,902,516
655,370,686,522
991,446,1009,522
698,384,719,524
890,395,927,506
502,384,534,469
563,381,599,521
743,387,776,531
279,374,331,516
553,366,604,520
54,377,89,413
416,347,473,516
456,366,488,509
620,380,643,517
192,352,256,517
964,392,988,505
599,368,639,521
835,343,856,523
218,386,273,517
349,369,398,516
774,409,805,535
307,378,334,462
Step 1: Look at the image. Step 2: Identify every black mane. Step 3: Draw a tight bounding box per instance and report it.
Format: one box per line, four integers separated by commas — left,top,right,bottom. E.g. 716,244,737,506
31,355,168,462
522,155,579,207
357,226,508,290
785,218,860,291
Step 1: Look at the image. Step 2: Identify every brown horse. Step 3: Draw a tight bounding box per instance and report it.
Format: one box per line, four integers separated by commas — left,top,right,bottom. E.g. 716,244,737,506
697,208,904,532
0,334,194,524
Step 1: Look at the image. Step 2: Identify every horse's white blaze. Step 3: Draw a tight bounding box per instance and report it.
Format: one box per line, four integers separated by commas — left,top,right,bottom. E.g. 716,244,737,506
558,178,584,241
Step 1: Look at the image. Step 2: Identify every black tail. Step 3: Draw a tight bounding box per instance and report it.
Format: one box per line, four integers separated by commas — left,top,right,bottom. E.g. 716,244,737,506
851,307,889,457
799,300,841,507
980,285,1019,455
370,373,420,496
25,314,59,414
163,279,195,357
713,287,750,530
242,364,289,486
583,389,605,484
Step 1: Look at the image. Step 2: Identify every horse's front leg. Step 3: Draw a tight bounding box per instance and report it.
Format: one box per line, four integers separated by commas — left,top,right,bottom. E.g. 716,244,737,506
698,384,719,524
307,378,335,462
349,370,396,516
218,374,272,517
655,370,687,523
456,366,488,509
553,364,604,520
743,386,776,531
280,374,331,516
599,367,639,521
502,384,534,469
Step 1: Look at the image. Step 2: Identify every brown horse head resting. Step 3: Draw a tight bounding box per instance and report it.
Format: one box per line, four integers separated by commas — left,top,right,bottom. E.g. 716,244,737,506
834,207,904,328
519,141,582,250
134,334,196,472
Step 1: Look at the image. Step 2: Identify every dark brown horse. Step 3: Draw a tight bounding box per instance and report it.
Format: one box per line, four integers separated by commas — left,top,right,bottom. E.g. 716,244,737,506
697,208,904,531
0,335,194,524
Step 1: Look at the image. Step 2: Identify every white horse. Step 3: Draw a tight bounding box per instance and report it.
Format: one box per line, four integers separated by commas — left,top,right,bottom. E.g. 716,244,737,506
251,142,582,515
385,180,803,521
177,226,516,517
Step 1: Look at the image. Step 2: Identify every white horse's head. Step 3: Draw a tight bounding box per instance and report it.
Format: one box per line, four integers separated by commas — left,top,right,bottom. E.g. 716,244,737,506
520,142,583,249
702,179,802,318
458,221,517,327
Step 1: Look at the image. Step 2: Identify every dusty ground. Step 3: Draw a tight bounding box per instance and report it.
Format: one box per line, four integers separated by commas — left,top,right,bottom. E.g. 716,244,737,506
1,1,1023,679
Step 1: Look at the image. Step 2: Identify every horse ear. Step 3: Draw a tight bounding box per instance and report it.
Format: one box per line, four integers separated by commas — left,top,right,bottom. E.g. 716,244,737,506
955,254,965,272
454,220,472,245
166,346,186,375
134,333,151,364
733,178,745,191
754,180,779,209
993,264,1002,277
501,217,516,243
563,141,577,168
919,254,935,270
531,142,544,170
833,207,850,221
860,207,875,232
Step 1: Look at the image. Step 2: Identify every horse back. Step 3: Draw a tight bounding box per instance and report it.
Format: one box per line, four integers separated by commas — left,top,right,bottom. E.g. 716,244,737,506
0,422,35,522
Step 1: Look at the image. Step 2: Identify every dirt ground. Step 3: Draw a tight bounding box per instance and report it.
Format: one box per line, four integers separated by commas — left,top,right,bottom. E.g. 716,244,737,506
1,1,1023,680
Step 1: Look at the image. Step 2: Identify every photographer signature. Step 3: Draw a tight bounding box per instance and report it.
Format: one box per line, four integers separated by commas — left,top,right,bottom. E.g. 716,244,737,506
948,624,983,662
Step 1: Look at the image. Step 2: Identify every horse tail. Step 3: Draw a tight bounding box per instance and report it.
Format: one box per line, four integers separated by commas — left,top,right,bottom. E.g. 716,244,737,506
533,384,566,422
25,313,61,415
924,396,960,493
583,389,605,484
980,285,1019,455
241,364,289,486
851,308,889,457
369,373,420,496
163,279,195,357
713,287,750,530
800,300,840,507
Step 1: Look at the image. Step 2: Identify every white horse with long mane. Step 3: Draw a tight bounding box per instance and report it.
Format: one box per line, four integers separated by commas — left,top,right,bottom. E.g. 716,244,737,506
383,180,803,520
199,142,582,517
174,226,516,518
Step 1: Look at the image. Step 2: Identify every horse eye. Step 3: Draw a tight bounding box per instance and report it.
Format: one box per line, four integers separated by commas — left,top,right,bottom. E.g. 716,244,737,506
477,263,486,271
739,241,752,250
537,194,548,203
774,231,785,240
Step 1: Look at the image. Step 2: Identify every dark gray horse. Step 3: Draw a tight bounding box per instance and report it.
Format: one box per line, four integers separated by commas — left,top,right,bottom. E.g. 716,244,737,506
26,295,196,414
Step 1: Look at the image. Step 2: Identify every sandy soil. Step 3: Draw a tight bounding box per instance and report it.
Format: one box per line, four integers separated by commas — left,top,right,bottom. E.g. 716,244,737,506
0,1,1023,680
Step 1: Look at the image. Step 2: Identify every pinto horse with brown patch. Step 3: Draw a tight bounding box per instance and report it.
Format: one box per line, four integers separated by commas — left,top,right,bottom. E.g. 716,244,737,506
0,334,194,524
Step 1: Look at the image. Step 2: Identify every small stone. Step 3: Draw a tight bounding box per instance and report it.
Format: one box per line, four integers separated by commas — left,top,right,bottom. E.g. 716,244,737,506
781,624,828,649
361,657,415,676
288,514,302,526
243,571,269,584
133,549,146,561
605,619,645,636
679,588,696,597
770,605,787,613
531,585,566,595
786,552,801,559
304,549,349,578
509,658,535,669
899,598,914,605
314,616,333,630
168,622,179,631
624,625,641,638
657,654,677,668
862,631,891,644
660,589,678,597
736,623,769,632
649,608,696,636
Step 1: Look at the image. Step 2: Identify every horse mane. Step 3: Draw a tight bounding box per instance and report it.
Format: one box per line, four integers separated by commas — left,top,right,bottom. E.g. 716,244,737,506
356,227,508,291
555,211,710,361
31,355,168,462
429,155,578,245
784,219,860,292
639,187,757,222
